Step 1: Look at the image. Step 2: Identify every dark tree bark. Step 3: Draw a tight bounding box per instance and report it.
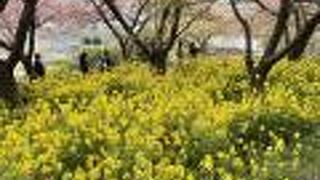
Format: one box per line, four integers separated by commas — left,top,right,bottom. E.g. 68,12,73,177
230,0,254,75
7,0,38,70
0,0,9,13
150,49,168,74
262,0,292,60
287,11,320,60
0,61,17,102
21,11,37,79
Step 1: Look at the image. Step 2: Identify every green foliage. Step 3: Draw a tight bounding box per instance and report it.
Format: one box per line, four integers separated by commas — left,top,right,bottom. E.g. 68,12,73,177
82,37,102,46
0,57,319,179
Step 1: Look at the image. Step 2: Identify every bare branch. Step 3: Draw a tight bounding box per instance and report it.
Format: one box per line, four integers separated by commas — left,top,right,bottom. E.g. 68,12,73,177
230,0,254,74
176,4,211,39
0,39,12,51
131,0,150,28
262,0,292,60
89,0,125,43
251,0,278,16
103,0,150,56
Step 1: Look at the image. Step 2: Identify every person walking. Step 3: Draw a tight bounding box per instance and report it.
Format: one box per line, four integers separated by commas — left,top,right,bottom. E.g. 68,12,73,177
99,49,113,71
79,52,89,74
33,53,45,78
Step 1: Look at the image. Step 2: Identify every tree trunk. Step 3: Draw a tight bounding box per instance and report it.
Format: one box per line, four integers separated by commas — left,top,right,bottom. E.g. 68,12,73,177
22,56,34,75
121,39,133,60
0,61,18,102
249,69,268,93
23,16,37,78
177,40,183,58
150,50,167,74
7,0,38,70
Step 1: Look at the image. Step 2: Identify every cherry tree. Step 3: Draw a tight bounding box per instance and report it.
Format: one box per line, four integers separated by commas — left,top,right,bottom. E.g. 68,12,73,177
230,0,320,91
89,0,211,73
0,0,96,102
0,0,38,102
1,0,97,76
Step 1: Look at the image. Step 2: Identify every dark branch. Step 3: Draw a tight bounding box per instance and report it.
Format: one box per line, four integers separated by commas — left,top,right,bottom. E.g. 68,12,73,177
230,0,254,74
262,0,292,60
0,39,12,51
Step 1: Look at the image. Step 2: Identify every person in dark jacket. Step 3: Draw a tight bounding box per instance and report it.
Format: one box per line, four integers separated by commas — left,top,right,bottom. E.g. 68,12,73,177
33,53,45,78
189,42,200,58
79,52,89,74
99,49,113,71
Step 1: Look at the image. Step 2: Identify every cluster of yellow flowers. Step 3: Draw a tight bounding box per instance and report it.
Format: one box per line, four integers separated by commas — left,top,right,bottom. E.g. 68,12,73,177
0,57,319,179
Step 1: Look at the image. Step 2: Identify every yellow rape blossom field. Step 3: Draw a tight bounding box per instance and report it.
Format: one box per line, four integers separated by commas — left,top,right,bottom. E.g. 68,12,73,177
0,57,320,179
